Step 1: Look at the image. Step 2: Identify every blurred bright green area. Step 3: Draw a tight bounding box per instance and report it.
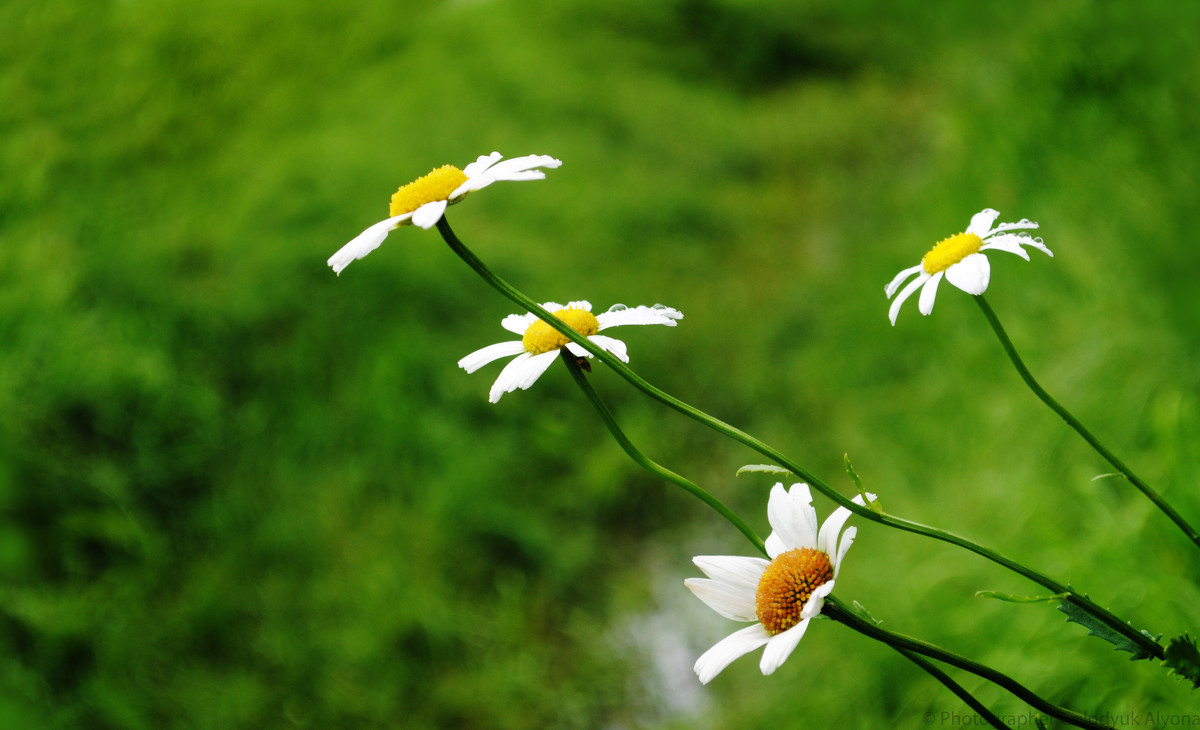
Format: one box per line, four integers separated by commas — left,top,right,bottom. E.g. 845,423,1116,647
2,0,1199,727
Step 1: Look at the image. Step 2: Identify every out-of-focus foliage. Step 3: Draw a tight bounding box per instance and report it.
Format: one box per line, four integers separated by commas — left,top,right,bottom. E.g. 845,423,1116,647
1,0,1197,727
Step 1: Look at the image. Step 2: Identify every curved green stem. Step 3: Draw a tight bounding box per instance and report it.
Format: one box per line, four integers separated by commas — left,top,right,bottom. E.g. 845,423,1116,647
561,352,767,556
435,216,1162,660
891,647,1010,730
974,295,1200,550
824,597,1111,730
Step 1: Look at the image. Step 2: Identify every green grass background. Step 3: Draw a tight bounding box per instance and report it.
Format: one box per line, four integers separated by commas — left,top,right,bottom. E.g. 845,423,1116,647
2,0,1198,727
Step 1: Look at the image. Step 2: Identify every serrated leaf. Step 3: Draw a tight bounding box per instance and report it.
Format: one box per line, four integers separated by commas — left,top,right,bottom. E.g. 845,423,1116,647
1162,634,1200,689
1057,596,1159,661
735,464,792,477
975,590,1068,604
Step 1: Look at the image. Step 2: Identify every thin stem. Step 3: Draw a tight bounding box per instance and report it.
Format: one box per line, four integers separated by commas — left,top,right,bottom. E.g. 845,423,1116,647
974,295,1200,549
436,216,1163,660
561,352,767,556
891,647,1011,730
824,597,1112,730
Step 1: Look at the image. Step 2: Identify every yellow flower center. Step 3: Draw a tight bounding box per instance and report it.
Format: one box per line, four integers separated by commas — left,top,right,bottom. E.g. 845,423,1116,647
521,308,600,355
922,232,983,274
389,165,469,217
755,547,834,635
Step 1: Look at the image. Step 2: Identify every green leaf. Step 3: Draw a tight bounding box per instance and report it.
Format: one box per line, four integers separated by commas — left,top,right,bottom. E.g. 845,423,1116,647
843,454,883,514
1162,634,1200,689
735,464,792,477
975,590,1068,604
1056,595,1160,661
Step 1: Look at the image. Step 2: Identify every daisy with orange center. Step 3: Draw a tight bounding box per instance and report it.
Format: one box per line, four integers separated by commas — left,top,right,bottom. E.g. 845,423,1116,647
885,208,1051,325
684,482,873,683
327,152,561,275
457,301,683,403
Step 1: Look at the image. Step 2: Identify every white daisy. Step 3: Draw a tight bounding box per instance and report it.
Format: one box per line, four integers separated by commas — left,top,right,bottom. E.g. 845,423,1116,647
885,208,1052,325
458,301,683,403
327,152,562,275
685,482,873,684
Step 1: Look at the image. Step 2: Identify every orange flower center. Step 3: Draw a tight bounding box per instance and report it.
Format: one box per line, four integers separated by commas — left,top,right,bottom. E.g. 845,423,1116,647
755,547,834,635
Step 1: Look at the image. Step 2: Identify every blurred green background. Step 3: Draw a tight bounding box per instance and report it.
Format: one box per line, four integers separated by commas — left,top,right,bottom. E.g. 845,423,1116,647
3,0,1198,727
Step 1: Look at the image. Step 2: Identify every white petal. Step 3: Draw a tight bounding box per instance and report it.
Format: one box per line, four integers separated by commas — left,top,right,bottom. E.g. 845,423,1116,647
764,532,786,558
966,208,1001,237
800,581,835,619
987,218,1039,235
759,620,810,676
832,526,857,578
596,305,683,329
457,341,526,373
564,300,592,312
692,555,769,591
411,199,449,229
888,272,928,325
462,151,503,177
767,483,818,554
488,351,558,403
482,154,562,180
885,264,924,298
565,342,590,358
945,253,990,295
817,504,854,559
917,271,943,315
501,312,539,335
684,578,758,622
693,624,771,685
979,235,1032,261
327,213,410,275
587,335,629,362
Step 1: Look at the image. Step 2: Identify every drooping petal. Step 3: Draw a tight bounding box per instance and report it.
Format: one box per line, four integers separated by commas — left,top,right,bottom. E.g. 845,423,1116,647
767,483,818,554
488,350,558,403
457,341,527,373
917,271,943,315
965,208,1001,237
888,272,928,325
759,619,810,676
684,578,758,622
692,555,769,591
693,624,772,685
411,199,449,229
596,305,684,330
945,253,990,295
327,213,410,275
885,264,924,298
585,335,629,362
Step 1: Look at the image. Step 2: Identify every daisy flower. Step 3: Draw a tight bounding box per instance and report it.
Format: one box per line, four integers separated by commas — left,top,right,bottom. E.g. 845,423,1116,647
685,482,873,684
327,152,562,275
458,301,683,403
885,208,1052,325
